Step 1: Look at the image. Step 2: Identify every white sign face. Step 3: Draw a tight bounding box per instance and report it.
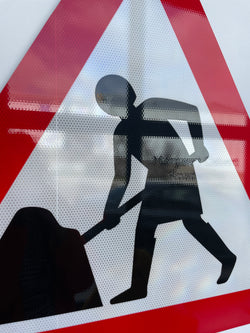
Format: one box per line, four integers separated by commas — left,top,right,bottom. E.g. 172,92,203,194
0,0,249,332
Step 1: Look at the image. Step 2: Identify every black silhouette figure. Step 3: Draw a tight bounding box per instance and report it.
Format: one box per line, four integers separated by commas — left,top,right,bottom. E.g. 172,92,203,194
0,208,102,324
95,75,236,304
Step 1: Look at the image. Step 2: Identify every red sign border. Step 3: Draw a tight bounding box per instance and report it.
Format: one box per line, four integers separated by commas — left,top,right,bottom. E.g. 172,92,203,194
44,289,250,333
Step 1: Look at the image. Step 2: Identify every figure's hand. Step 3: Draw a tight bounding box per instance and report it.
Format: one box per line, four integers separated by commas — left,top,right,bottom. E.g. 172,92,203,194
103,213,120,230
191,146,209,163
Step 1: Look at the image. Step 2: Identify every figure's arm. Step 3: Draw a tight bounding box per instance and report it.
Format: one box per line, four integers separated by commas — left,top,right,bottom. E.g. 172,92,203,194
141,98,209,162
103,133,131,229
187,106,209,163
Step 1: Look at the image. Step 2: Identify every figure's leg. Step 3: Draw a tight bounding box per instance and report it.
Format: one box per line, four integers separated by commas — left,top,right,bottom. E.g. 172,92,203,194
110,215,157,304
183,216,236,284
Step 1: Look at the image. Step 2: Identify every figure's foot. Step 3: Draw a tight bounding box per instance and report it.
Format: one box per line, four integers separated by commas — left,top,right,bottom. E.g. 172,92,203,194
110,287,147,304
217,254,237,284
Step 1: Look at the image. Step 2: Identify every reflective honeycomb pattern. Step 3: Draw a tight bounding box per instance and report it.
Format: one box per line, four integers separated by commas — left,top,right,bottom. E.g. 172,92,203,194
0,0,250,332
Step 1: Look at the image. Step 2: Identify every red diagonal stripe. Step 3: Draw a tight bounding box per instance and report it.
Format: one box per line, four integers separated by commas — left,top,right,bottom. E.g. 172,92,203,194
161,0,250,199
0,0,123,203
44,289,250,333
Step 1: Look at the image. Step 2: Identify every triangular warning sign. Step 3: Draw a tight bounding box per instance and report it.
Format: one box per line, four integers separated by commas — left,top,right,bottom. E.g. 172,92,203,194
0,0,250,332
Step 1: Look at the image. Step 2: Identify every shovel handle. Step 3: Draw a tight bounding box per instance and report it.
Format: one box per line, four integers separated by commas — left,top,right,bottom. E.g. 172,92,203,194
81,189,145,244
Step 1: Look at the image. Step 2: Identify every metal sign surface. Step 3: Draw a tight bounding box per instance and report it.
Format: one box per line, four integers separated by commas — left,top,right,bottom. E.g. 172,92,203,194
0,0,249,332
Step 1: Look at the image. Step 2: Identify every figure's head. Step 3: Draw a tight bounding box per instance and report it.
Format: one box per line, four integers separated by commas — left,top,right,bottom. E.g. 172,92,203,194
95,75,136,118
